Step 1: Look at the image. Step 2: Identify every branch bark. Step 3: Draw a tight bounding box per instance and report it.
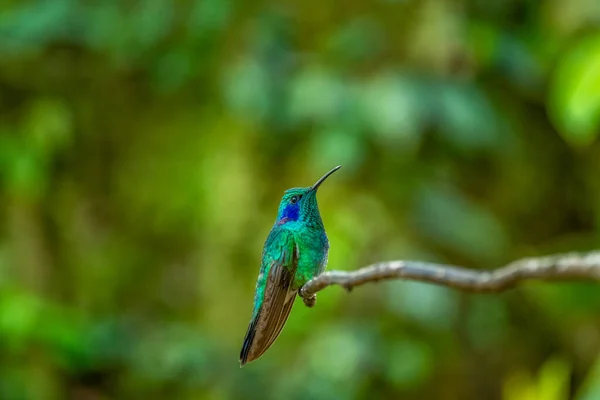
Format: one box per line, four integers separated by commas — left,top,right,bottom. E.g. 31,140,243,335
299,251,600,307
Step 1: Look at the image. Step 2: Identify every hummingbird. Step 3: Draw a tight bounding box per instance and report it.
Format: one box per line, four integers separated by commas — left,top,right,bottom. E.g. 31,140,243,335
239,165,341,366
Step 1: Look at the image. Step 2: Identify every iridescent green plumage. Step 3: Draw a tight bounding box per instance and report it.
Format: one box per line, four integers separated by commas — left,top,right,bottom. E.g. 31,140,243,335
240,166,341,366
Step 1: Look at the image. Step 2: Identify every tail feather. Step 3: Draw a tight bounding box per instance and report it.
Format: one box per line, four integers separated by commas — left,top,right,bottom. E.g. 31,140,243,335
239,291,296,366
240,314,259,366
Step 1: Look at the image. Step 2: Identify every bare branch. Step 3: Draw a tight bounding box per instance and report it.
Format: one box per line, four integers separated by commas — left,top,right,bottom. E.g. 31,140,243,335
299,251,600,307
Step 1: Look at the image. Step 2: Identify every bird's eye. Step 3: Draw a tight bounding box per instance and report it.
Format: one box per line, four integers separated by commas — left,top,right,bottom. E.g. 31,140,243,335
290,195,300,204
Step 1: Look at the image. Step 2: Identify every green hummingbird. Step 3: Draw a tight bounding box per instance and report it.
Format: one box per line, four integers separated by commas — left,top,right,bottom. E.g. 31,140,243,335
240,165,341,366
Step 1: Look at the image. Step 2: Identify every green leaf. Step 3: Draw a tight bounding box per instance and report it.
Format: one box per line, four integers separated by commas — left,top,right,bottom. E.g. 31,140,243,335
549,33,600,147
0,291,40,351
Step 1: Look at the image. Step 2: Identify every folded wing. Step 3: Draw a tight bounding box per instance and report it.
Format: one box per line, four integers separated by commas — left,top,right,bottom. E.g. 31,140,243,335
240,229,299,366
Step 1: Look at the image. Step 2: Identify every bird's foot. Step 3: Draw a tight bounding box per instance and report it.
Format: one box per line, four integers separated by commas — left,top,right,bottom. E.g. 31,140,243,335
301,293,316,308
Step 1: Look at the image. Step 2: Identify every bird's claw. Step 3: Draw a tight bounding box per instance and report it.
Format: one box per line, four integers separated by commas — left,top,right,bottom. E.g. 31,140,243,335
302,293,316,308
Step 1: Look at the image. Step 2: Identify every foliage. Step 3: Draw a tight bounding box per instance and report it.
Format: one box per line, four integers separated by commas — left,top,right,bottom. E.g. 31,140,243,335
1,0,600,399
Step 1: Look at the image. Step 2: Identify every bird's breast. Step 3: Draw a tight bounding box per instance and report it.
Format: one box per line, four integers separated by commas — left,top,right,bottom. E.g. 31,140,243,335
293,230,329,288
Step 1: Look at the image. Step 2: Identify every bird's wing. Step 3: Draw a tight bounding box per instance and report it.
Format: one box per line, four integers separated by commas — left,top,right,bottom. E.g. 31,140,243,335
240,229,299,366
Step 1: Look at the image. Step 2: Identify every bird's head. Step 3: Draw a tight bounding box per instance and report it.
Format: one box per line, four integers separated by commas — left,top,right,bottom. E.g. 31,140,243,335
275,166,341,226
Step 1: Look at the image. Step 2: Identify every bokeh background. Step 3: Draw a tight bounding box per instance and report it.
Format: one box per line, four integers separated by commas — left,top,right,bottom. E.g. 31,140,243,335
1,0,600,399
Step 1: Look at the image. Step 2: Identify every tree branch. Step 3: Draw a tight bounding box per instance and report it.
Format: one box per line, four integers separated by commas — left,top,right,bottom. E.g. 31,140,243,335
299,251,600,307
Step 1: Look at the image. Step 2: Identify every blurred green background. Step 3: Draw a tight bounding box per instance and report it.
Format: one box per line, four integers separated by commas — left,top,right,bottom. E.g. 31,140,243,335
1,0,600,399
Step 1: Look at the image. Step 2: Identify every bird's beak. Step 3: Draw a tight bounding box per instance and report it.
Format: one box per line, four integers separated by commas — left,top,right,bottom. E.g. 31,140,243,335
310,165,342,192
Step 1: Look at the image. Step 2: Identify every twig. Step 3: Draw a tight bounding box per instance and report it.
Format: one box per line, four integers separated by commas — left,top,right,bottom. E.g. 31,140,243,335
299,251,600,307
